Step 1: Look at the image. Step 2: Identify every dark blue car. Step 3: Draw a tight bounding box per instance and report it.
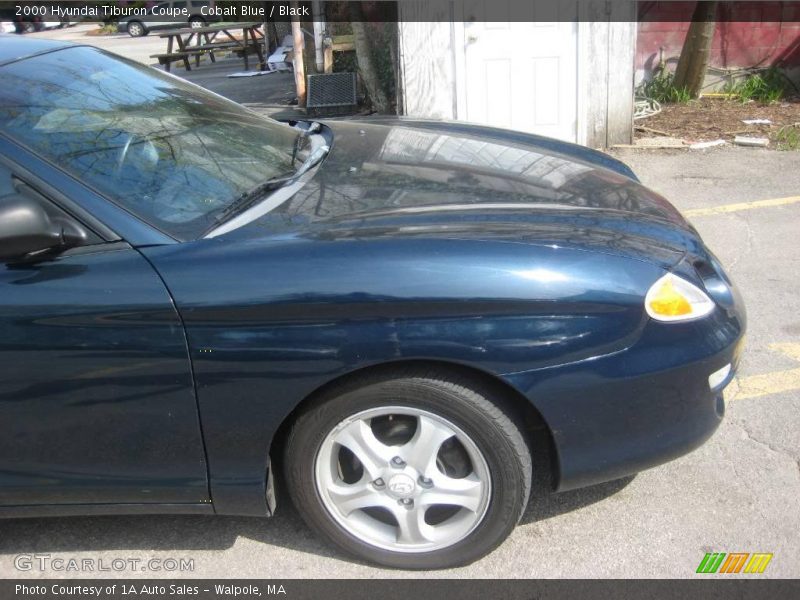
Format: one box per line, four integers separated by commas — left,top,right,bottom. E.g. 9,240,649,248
0,38,745,569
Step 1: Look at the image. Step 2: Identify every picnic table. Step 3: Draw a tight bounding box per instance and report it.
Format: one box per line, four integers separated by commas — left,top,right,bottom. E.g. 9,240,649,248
152,21,266,73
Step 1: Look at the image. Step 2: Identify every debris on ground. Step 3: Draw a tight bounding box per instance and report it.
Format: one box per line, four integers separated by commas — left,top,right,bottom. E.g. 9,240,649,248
634,97,662,120
635,97,800,148
635,125,670,136
689,139,726,150
267,34,294,72
228,70,276,78
734,135,770,147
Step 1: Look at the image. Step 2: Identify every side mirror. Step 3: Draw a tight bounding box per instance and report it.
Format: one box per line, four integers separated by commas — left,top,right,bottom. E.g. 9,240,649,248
0,194,86,263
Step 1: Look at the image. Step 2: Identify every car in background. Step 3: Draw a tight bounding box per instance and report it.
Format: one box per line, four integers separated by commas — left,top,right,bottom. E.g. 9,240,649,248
118,0,219,37
0,11,69,33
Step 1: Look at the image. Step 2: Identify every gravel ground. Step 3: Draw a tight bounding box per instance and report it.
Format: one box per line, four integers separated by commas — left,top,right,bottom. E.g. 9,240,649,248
636,97,800,147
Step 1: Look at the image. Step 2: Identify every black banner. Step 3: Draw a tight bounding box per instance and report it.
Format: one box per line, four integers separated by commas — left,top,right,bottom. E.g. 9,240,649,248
0,1,799,23
2,580,800,600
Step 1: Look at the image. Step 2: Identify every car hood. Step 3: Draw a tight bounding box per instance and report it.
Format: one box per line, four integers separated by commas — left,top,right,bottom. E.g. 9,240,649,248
227,118,705,267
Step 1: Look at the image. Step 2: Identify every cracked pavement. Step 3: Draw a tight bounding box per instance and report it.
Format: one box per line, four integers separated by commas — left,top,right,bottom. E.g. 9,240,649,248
0,120,797,577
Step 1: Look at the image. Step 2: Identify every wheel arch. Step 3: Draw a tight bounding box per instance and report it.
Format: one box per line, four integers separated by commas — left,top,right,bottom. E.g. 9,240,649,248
268,358,559,499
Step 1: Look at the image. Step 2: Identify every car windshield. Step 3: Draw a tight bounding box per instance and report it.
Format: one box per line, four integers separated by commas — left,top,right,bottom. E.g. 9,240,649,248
0,46,301,240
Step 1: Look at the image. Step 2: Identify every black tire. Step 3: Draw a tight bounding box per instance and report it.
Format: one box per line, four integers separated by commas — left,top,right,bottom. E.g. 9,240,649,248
284,368,532,569
127,21,146,37
188,16,205,29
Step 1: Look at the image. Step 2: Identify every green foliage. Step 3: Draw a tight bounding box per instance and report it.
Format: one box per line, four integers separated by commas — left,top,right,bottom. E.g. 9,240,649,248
775,125,800,151
640,71,692,104
722,68,787,104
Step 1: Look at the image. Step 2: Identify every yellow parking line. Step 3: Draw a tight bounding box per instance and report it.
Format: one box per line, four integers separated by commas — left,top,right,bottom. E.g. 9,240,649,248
728,367,800,401
684,195,800,218
770,342,800,362
726,343,800,402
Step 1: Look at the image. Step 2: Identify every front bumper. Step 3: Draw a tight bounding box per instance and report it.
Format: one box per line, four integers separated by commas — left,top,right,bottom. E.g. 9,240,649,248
504,300,745,492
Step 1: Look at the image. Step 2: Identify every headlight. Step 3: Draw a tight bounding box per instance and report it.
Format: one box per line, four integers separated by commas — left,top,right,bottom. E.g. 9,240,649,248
645,273,715,322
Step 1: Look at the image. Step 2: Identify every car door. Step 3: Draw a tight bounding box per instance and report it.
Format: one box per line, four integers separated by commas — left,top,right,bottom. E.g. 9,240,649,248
0,160,209,507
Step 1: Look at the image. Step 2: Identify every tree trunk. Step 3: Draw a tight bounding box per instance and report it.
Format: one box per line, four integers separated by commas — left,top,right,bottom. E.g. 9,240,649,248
673,1,718,98
291,3,306,107
349,3,390,113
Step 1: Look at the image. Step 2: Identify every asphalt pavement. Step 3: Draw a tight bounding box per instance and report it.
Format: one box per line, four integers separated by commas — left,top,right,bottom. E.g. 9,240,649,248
22,23,165,65
1,26,798,579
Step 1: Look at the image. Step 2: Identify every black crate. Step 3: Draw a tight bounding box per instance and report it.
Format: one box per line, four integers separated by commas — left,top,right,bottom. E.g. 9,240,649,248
307,72,358,115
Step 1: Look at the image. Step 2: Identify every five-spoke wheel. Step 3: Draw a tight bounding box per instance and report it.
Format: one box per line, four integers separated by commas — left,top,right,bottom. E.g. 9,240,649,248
315,407,491,552
284,370,532,569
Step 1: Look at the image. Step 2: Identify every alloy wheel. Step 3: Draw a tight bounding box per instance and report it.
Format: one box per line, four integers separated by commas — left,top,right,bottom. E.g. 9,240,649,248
314,406,492,553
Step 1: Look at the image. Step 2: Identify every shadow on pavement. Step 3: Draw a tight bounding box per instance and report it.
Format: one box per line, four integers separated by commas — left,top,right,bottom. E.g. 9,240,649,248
0,474,633,565
521,475,635,525
175,58,303,119
0,508,337,558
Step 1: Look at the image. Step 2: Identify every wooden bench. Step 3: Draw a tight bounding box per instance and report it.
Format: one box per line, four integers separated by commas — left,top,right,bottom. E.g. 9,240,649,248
150,46,227,71
157,23,266,72
150,52,191,70
188,42,239,52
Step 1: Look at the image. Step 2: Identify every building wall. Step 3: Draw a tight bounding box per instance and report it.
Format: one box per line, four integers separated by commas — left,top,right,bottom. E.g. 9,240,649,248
637,1,800,84
579,1,637,148
397,18,457,121
397,1,636,148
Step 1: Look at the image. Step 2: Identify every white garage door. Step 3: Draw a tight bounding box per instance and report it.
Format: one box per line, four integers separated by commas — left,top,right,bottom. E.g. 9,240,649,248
458,2,578,142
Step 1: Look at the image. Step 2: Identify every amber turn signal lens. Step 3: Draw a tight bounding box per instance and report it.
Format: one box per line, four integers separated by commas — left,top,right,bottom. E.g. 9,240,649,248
645,273,715,322
648,277,692,316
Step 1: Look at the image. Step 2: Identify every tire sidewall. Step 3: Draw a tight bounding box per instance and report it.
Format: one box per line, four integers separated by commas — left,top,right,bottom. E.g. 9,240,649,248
286,377,530,569
127,22,144,37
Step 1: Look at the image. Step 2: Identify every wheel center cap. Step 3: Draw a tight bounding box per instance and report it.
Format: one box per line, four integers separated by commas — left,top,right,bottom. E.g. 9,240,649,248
387,473,416,497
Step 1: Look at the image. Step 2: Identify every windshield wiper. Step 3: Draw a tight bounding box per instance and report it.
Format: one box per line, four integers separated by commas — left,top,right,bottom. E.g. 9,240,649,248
211,140,330,227
211,174,293,226
292,121,322,166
